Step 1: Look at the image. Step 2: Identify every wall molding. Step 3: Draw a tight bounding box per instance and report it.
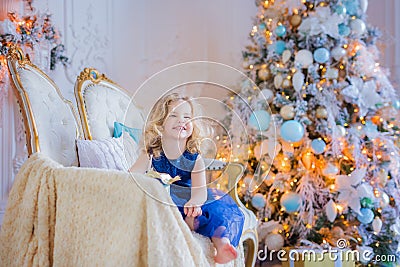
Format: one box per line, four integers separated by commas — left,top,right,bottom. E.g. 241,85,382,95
63,0,113,84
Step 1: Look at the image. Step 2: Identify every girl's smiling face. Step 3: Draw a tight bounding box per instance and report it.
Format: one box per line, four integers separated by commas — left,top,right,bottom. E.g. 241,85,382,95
162,100,193,140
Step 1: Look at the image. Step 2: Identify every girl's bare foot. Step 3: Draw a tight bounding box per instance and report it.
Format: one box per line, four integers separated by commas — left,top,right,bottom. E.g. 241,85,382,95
212,237,238,264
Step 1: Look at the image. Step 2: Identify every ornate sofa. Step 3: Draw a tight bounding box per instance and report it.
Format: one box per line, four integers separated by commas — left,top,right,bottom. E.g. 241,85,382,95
74,67,258,266
1,47,258,266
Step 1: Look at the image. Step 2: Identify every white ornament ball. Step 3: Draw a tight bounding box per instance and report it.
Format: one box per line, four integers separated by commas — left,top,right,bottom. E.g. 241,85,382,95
260,89,274,103
380,192,390,208
258,68,271,81
251,193,266,210
323,163,339,176
331,46,347,61
293,71,305,92
372,217,382,234
280,192,301,213
336,125,346,137
290,14,302,27
325,199,337,223
295,49,313,69
350,19,366,36
282,79,291,89
316,106,328,119
282,50,292,63
274,74,283,89
280,105,295,120
265,233,285,251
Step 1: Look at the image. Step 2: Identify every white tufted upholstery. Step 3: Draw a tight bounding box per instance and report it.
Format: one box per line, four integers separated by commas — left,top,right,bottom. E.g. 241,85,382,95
7,47,82,166
75,68,144,141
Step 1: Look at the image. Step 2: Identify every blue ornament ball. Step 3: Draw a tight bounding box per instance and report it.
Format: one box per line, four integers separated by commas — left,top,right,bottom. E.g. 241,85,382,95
251,193,266,210
275,40,286,55
280,120,304,142
313,48,330,64
338,23,351,36
335,4,347,15
280,192,301,213
392,100,400,110
249,110,271,131
275,25,287,37
259,23,266,31
343,0,359,16
311,139,326,155
357,208,374,224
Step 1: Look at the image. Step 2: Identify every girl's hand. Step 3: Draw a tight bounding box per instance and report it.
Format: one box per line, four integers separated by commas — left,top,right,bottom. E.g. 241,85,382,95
184,202,202,217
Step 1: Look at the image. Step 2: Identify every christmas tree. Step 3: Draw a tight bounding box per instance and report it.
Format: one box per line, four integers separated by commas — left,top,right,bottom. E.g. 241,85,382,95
223,0,400,264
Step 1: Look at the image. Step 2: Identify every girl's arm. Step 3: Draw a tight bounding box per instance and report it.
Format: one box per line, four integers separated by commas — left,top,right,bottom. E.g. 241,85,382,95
129,152,151,173
184,154,207,217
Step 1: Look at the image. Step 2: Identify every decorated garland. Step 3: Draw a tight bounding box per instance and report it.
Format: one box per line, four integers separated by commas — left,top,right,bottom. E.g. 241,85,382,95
0,0,68,70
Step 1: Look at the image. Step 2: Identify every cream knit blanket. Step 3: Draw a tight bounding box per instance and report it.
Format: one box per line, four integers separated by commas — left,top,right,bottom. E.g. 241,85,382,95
0,153,244,267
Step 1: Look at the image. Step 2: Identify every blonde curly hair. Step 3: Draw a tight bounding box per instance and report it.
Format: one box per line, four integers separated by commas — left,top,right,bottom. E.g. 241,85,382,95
144,93,213,157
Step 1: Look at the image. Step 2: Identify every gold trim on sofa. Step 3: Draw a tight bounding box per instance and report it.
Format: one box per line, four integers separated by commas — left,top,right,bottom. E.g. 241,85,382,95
7,45,83,156
227,162,259,267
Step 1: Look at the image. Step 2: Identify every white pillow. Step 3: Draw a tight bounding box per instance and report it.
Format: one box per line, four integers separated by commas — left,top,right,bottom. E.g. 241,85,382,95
77,132,139,171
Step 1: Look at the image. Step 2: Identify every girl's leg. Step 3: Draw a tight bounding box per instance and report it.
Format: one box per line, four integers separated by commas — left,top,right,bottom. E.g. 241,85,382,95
211,236,238,264
211,226,238,264
184,216,195,231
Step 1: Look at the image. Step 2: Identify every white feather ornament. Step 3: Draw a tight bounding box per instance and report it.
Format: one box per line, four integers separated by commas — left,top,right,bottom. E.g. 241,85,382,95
325,199,337,223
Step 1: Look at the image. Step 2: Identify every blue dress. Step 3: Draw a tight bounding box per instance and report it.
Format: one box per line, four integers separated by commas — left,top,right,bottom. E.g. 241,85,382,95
152,150,245,247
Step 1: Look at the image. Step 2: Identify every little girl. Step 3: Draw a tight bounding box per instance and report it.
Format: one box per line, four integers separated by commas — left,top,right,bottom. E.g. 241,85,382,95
130,93,244,264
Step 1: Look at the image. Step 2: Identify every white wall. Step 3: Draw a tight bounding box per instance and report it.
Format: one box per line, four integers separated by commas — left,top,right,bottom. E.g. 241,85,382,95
0,0,258,223
367,0,400,86
38,0,258,115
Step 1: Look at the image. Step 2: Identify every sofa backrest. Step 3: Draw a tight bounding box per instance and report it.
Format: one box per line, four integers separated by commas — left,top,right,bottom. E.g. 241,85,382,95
7,46,83,166
74,68,145,140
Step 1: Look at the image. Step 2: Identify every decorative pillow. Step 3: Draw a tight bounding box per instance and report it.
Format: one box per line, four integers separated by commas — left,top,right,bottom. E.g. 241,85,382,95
77,132,139,171
113,122,142,143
